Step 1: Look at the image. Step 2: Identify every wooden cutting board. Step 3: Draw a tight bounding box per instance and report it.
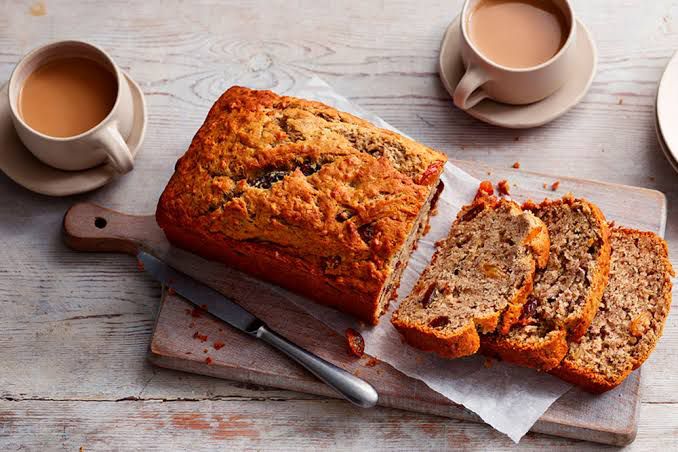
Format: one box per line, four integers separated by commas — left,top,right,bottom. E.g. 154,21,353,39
63,160,666,446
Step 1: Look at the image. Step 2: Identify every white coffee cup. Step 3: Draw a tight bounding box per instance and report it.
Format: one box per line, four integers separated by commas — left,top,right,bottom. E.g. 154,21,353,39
8,41,135,173
453,0,577,110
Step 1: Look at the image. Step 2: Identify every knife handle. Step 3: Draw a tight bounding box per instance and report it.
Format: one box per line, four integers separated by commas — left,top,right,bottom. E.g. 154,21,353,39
256,325,379,408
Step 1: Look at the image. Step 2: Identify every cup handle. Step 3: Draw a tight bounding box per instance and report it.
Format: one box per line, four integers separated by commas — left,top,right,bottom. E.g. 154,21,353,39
453,65,490,110
94,123,134,174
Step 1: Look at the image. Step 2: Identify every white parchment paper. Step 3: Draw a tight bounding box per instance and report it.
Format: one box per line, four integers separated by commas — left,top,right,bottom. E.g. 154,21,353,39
275,77,572,442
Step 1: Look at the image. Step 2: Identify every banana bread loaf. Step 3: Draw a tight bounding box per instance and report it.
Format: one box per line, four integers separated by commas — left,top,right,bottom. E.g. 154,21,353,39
481,196,611,370
391,188,550,359
551,228,674,392
156,86,447,325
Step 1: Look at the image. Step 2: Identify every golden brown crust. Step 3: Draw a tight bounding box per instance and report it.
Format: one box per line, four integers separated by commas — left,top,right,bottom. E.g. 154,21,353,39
550,228,674,393
157,86,447,324
481,329,568,371
481,196,611,371
391,315,480,359
391,188,549,359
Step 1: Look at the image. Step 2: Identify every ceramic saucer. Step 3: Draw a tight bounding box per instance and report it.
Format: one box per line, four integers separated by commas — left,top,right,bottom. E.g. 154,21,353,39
0,72,147,196
439,16,597,128
655,93,678,174
656,50,678,171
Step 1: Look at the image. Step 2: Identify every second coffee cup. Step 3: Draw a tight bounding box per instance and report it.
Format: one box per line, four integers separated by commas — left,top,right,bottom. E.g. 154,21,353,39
453,0,576,110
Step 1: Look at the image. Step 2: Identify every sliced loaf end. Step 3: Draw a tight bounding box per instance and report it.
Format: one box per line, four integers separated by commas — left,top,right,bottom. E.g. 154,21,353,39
391,187,550,359
551,228,674,392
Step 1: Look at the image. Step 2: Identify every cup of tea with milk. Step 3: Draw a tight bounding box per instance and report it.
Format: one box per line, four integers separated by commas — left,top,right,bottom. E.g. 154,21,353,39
453,0,576,110
8,41,136,173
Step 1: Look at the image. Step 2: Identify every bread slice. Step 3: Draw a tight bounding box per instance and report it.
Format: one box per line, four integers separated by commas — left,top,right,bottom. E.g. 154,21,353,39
551,228,674,392
480,196,611,370
391,188,550,359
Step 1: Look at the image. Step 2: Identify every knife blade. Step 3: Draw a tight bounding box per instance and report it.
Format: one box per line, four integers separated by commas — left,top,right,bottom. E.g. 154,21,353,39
138,250,379,408
138,251,263,334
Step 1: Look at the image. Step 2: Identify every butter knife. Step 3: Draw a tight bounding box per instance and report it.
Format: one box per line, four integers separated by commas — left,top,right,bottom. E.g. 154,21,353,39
138,251,379,408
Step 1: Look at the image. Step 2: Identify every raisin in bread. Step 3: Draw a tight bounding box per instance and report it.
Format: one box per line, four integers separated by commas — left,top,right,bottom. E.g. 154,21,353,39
391,189,550,359
551,228,674,392
481,196,611,370
156,87,447,325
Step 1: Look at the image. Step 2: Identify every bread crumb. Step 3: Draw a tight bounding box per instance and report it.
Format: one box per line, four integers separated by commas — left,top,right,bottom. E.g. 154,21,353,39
497,180,510,196
486,171,492,176
345,328,365,357
618,98,624,105
542,183,548,189
192,331,208,342
483,357,495,368
365,357,379,367
477,180,494,197
649,176,656,182
551,181,560,191
512,162,520,169
29,1,46,16
514,136,520,142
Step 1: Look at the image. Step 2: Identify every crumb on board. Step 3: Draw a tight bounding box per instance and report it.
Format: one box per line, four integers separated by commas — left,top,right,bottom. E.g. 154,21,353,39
497,180,510,196
514,136,520,142
618,98,624,105
345,328,365,357
542,183,548,189
486,171,492,176
193,331,208,342
365,357,379,367
484,357,495,368
649,176,656,182
551,180,560,191
512,161,520,169
29,1,46,16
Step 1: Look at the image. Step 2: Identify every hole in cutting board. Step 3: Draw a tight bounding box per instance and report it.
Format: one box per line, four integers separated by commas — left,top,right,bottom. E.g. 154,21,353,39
94,217,107,229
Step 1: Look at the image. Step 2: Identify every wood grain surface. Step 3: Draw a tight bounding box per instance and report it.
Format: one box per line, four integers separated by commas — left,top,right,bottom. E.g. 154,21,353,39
1,0,678,450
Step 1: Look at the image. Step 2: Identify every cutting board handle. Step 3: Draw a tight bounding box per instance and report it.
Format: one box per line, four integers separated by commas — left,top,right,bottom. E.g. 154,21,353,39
63,203,161,255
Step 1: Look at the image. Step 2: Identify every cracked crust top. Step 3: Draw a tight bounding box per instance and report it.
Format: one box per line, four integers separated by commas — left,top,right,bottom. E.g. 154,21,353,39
156,86,447,297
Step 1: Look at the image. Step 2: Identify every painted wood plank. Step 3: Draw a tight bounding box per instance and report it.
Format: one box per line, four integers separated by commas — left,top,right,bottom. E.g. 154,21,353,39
1,400,676,451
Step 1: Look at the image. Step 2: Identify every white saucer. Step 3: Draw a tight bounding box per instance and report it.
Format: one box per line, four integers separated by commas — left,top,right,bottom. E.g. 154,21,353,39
439,16,597,128
656,51,678,170
0,73,147,196
655,96,678,174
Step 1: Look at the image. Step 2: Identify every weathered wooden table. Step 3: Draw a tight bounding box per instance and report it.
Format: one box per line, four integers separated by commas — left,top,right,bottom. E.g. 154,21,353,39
1,0,677,449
